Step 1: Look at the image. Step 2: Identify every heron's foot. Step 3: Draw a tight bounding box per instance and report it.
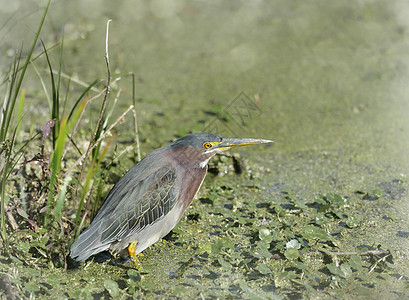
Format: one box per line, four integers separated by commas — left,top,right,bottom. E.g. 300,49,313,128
128,241,143,268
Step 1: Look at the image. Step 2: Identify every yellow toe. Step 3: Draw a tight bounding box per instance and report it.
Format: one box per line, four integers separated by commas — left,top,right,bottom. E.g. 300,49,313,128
128,241,142,268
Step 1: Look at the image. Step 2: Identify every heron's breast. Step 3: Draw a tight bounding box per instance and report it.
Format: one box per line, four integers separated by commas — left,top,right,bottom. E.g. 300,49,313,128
176,166,207,210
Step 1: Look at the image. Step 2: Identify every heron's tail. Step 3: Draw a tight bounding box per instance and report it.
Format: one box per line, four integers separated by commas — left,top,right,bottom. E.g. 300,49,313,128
70,221,110,262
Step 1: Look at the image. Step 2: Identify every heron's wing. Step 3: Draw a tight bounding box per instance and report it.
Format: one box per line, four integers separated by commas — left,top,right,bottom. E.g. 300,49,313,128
100,165,177,241
70,164,177,261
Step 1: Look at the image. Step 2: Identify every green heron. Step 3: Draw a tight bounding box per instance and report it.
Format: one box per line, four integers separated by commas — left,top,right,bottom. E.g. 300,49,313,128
70,133,272,264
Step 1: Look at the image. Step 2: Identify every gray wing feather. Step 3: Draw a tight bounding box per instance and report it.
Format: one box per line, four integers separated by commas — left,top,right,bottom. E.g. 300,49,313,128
70,164,177,261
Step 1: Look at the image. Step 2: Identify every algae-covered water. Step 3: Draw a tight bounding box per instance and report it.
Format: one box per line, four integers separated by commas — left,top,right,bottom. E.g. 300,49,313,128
1,0,409,299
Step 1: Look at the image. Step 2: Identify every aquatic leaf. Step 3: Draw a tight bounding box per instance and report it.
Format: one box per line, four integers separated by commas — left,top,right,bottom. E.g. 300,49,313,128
302,225,330,241
368,277,379,287
300,281,316,293
127,269,140,282
198,242,212,254
73,289,93,300
333,211,345,219
271,230,281,242
211,241,223,255
141,280,155,290
317,204,331,213
208,288,225,298
349,255,362,271
173,286,187,295
327,263,351,278
236,216,248,225
326,193,347,207
286,239,301,249
17,241,30,253
326,263,345,277
256,263,271,274
372,189,384,198
104,279,120,298
26,268,40,277
283,229,295,240
277,270,297,281
339,263,352,278
237,280,265,300
24,282,40,294
172,223,185,235
211,238,234,255
218,258,232,270
253,240,272,258
311,194,326,205
46,274,60,286
315,214,331,226
292,261,308,271
259,228,273,243
291,197,307,210
346,215,359,228
221,238,235,250
284,248,299,260
274,205,286,217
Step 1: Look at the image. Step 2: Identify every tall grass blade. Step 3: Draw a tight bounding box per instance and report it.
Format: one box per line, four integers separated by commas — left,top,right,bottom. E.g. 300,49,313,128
74,158,95,228
67,78,100,122
57,31,64,115
0,51,20,141
14,88,25,143
54,174,71,227
0,143,10,246
0,117,21,247
45,100,86,226
45,117,67,226
42,41,59,148
32,62,52,112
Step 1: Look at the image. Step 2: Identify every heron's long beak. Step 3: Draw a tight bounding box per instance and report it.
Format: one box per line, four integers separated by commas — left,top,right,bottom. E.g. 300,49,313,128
215,138,273,152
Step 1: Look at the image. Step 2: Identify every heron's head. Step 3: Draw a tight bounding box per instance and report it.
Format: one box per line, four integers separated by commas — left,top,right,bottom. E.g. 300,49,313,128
168,133,273,168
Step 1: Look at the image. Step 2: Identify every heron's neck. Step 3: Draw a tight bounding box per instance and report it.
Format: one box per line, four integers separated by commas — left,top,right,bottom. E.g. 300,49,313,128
169,147,213,169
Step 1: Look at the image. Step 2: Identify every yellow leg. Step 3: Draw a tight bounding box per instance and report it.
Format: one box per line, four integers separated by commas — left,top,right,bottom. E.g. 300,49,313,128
128,241,143,268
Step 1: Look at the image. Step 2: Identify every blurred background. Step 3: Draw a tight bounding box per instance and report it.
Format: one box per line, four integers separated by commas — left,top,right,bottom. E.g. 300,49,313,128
1,0,408,161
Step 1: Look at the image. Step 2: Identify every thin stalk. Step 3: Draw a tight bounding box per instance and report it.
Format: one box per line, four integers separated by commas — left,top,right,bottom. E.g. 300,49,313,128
31,62,52,112
0,151,10,247
67,78,101,122
75,19,112,195
131,73,141,162
75,134,113,231
66,105,134,175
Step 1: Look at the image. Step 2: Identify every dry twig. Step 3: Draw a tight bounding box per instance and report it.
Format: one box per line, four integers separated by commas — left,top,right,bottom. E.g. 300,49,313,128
318,247,390,257
75,19,112,196
66,105,135,175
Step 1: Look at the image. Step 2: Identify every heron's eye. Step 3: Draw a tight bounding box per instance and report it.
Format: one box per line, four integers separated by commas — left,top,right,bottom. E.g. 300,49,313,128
203,142,213,149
